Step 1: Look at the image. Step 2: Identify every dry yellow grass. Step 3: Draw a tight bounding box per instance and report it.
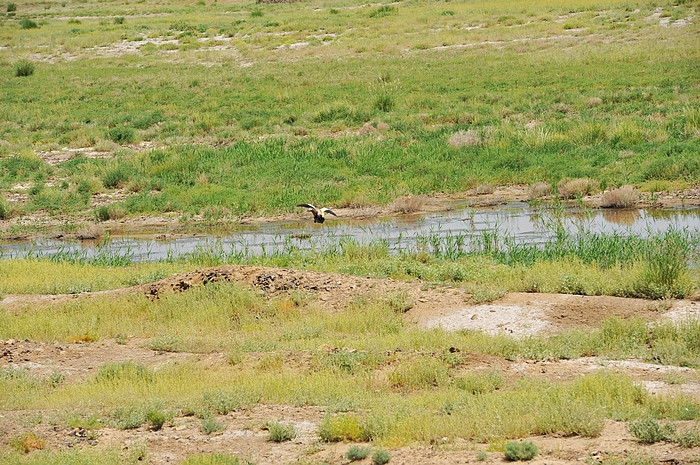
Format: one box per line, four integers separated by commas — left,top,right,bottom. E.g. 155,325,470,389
600,185,640,208
557,178,600,199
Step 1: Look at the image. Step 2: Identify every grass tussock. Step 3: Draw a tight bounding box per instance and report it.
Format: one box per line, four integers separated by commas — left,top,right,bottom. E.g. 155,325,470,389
557,178,600,199
600,186,640,208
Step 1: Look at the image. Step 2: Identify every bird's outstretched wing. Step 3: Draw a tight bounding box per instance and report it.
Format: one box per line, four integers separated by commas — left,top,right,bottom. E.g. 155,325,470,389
321,208,337,217
297,203,318,214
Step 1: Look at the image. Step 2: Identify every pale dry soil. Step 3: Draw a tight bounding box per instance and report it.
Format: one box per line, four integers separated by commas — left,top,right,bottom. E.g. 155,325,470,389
1,265,699,464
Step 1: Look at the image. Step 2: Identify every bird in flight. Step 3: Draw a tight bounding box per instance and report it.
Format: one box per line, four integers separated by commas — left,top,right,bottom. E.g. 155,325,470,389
297,204,337,223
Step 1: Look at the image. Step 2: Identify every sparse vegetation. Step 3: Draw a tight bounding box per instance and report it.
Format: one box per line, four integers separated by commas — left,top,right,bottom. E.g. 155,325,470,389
347,445,371,461
628,419,676,444
504,440,538,461
372,449,391,465
264,420,296,442
10,433,45,454
0,0,699,462
200,416,225,435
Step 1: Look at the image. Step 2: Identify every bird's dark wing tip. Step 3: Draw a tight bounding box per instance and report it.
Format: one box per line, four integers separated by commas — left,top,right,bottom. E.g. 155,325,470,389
296,203,314,209
326,209,338,217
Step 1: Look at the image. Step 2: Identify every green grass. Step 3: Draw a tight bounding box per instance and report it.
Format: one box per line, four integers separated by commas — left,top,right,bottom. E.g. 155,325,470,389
0,0,698,221
1,0,699,457
1,281,698,446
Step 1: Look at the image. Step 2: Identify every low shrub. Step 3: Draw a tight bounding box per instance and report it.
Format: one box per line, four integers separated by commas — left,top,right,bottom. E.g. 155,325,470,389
673,429,700,448
266,421,295,442
557,178,600,199
628,419,675,444
318,413,369,442
372,449,391,465
504,440,538,461
600,185,640,208
107,126,135,144
201,416,225,434
14,59,35,77
146,410,166,431
20,18,38,29
7,3,16,12
95,204,126,221
347,445,371,461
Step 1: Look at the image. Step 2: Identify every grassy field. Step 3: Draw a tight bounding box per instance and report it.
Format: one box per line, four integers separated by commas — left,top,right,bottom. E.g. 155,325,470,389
1,0,699,225
2,1,700,463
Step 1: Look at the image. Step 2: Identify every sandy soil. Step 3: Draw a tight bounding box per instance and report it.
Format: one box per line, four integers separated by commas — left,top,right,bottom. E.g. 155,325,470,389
1,265,699,464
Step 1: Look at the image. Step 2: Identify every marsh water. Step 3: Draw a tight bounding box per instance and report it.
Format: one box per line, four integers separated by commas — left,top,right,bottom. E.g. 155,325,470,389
1,202,699,262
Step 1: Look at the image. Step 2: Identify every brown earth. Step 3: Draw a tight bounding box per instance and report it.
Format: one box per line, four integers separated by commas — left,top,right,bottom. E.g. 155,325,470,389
1,265,699,464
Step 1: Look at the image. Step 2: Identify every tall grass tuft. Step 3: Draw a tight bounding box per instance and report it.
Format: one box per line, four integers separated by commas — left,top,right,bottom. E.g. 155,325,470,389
14,59,35,77
0,196,11,219
635,231,693,299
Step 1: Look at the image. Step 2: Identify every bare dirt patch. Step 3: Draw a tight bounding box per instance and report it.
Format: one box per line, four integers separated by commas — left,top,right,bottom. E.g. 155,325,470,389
2,264,699,464
4,265,698,339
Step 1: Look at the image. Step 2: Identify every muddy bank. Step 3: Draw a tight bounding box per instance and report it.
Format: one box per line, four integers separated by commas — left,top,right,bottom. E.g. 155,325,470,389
2,184,700,242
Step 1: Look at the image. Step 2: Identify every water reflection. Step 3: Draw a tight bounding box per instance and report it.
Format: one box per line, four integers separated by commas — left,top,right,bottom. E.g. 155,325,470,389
601,209,642,227
1,204,699,263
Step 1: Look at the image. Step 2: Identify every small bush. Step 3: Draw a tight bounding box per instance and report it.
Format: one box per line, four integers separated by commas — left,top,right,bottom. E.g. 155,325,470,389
146,410,166,431
250,9,263,17
372,449,391,465
557,178,600,199
14,59,35,77
318,413,369,442
528,182,552,199
107,126,135,144
347,445,371,461
113,16,124,24
476,451,488,461
628,419,675,444
201,416,225,435
112,406,146,429
7,3,16,12
95,204,126,221
265,421,295,442
20,18,38,29
673,429,700,448
600,185,640,208
504,441,538,461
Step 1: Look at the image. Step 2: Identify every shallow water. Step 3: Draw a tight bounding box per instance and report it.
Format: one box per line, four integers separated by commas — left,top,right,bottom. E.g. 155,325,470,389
1,203,699,262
